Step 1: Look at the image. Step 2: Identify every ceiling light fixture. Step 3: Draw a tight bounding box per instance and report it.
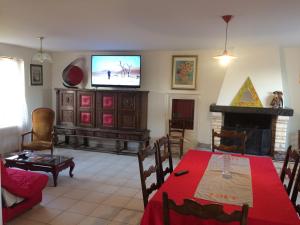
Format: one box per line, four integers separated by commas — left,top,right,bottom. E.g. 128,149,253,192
32,37,52,63
213,15,236,66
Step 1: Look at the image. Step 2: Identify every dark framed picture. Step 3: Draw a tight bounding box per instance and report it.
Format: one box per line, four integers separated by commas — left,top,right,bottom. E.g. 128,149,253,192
171,55,198,90
30,64,43,86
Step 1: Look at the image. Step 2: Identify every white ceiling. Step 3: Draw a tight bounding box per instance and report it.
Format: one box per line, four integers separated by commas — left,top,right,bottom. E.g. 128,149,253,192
1,0,300,52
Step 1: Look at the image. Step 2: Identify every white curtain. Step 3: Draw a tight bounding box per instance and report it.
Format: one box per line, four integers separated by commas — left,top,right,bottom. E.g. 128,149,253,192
0,57,28,153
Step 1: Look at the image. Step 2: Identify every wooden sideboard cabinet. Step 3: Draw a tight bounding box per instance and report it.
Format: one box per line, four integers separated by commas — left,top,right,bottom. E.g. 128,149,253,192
55,88,149,154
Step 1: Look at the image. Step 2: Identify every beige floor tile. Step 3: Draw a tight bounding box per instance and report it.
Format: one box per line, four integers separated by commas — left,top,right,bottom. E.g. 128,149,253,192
124,198,144,211
63,189,91,200
22,206,62,223
107,221,128,225
113,209,143,225
115,187,139,197
67,201,99,216
49,211,85,225
90,205,121,220
78,216,109,225
43,186,71,197
103,195,131,207
95,184,120,194
7,217,47,225
46,197,78,210
83,191,111,203
41,193,58,206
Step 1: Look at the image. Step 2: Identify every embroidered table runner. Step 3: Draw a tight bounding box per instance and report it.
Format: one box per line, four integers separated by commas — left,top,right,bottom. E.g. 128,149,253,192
194,154,253,206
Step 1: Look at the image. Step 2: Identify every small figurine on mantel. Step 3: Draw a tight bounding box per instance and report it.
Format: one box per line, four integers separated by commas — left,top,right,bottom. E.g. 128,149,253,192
270,91,283,108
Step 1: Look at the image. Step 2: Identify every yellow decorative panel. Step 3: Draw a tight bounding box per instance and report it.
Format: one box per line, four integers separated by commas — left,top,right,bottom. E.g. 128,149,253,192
231,77,263,107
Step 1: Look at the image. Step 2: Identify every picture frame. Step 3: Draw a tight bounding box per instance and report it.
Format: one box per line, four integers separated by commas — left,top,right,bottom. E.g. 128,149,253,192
171,55,198,90
30,64,43,86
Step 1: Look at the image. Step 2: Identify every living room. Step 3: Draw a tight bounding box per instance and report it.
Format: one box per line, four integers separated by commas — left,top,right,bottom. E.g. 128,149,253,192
1,1,300,225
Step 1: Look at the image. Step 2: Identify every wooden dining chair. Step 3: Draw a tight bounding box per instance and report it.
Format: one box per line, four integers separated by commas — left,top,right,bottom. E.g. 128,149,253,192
155,136,173,184
291,160,300,216
162,192,249,225
168,119,185,158
280,145,300,195
212,129,247,155
137,145,161,208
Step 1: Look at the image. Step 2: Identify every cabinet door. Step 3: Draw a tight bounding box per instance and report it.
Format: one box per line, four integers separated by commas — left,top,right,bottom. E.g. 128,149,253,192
77,91,95,127
57,90,76,126
96,92,117,129
118,93,138,129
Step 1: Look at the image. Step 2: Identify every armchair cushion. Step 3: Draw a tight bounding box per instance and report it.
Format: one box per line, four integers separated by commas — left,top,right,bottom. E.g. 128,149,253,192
1,160,48,199
22,140,52,150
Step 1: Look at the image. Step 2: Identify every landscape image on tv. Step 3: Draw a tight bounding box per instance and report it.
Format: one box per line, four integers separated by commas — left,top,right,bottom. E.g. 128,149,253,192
92,55,141,87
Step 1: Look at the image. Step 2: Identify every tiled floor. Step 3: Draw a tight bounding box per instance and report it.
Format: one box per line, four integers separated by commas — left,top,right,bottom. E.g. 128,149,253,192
5,148,298,225
6,148,180,225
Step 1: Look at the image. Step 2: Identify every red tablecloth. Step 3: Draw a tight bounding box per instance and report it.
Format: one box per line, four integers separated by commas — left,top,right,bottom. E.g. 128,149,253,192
140,150,300,225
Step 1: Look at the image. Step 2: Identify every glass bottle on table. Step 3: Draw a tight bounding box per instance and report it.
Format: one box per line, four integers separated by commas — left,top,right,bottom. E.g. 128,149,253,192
222,154,232,179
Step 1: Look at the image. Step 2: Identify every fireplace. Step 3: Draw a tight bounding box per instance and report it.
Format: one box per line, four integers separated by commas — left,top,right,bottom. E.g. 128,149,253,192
222,112,273,155
210,104,293,156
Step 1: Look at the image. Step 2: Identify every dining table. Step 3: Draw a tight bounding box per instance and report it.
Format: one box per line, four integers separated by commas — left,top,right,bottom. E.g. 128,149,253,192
140,150,300,225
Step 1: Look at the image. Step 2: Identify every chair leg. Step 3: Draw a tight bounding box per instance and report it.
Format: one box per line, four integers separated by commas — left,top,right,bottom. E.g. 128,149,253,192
180,140,183,159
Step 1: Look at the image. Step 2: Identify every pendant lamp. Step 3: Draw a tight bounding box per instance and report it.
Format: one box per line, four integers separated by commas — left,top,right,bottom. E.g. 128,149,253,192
32,37,52,63
213,15,236,66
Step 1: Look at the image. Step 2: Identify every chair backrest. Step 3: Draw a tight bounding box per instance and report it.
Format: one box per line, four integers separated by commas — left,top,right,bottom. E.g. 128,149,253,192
280,146,300,195
155,136,173,183
212,129,247,155
291,159,300,216
169,119,185,139
162,192,248,225
32,108,55,142
137,145,161,208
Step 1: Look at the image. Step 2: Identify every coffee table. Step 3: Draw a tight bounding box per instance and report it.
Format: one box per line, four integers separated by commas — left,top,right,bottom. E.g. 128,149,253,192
5,153,75,187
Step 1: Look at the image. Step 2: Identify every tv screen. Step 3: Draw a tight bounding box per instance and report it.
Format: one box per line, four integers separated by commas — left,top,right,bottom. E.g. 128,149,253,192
91,55,141,87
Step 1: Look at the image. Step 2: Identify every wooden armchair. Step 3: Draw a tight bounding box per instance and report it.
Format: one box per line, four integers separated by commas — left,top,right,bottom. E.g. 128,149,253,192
21,108,55,155
168,119,185,158
212,129,247,155
137,145,161,208
155,136,173,184
280,145,300,195
163,192,248,225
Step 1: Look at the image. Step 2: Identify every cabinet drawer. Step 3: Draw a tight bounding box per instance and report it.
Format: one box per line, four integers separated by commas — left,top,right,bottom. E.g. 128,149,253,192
118,134,141,140
95,132,117,138
55,129,75,135
76,130,94,136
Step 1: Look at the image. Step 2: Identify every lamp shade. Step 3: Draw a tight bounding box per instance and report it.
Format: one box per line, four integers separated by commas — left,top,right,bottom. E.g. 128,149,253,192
32,52,52,63
213,50,236,66
32,37,52,63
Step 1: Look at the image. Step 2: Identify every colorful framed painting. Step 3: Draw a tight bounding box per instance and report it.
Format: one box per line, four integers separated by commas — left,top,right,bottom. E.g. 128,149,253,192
171,55,197,90
30,64,43,86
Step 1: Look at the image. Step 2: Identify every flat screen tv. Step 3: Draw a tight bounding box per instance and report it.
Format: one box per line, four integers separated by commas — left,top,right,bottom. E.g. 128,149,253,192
91,55,141,88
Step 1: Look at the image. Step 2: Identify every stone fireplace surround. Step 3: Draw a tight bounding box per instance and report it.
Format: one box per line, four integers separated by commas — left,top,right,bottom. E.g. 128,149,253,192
210,104,293,156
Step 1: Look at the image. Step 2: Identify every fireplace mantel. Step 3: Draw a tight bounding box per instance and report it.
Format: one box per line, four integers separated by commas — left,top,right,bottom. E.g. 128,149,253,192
210,104,293,116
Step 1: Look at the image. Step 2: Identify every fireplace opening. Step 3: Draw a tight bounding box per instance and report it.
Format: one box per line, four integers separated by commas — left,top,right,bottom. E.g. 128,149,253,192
222,112,273,155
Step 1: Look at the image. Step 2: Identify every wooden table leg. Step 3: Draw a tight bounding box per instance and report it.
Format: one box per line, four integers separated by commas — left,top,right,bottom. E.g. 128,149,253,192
69,160,75,177
52,169,59,187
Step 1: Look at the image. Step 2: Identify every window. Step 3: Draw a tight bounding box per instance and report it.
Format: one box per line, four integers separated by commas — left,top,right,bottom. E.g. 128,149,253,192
0,57,27,128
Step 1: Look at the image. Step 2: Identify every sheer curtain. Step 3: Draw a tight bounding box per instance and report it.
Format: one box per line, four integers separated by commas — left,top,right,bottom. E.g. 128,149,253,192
0,57,28,153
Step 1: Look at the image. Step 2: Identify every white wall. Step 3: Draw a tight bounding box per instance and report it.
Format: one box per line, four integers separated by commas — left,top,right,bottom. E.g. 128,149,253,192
0,43,52,153
51,50,226,145
281,48,300,147
217,47,283,106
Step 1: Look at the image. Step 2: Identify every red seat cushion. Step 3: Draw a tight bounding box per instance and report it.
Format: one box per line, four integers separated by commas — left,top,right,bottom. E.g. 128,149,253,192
1,160,48,198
